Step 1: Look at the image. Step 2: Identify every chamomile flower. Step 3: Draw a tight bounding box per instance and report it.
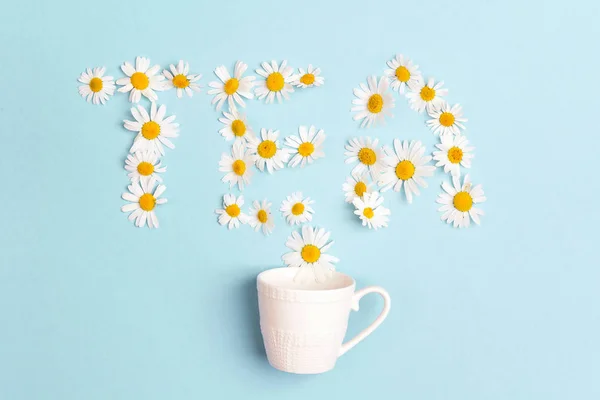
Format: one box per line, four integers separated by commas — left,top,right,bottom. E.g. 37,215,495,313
124,151,167,183
247,128,290,173
162,60,202,98
218,141,254,190
124,102,179,156
282,225,339,283
406,77,448,113
116,56,165,103
218,107,255,143
280,192,315,226
437,174,486,228
77,67,115,105
121,176,167,229
432,134,474,176
248,199,275,235
255,60,295,104
215,194,249,229
353,191,390,230
344,137,386,179
384,54,421,94
351,76,394,128
426,102,467,136
378,139,435,204
208,61,255,111
342,172,376,203
284,125,326,168
291,64,324,88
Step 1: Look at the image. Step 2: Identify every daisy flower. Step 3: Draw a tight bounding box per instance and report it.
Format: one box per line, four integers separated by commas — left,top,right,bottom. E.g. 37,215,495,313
162,60,202,98
116,56,165,103
344,137,386,179
378,139,435,204
121,176,167,229
77,67,115,105
124,151,167,183
291,64,324,88
384,54,421,94
406,77,448,113
282,225,339,283
218,141,254,190
426,102,467,136
248,199,275,235
254,60,295,104
280,192,315,226
215,194,249,229
351,76,394,128
433,134,474,176
437,174,486,228
284,125,326,168
208,61,255,111
342,172,376,203
353,192,390,230
124,102,179,156
247,128,290,173
218,107,255,143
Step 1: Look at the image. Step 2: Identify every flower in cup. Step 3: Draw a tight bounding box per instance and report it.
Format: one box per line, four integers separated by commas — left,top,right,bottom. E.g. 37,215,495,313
282,225,339,283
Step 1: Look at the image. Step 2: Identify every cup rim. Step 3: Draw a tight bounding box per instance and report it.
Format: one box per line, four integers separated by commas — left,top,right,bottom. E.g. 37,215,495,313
257,267,356,293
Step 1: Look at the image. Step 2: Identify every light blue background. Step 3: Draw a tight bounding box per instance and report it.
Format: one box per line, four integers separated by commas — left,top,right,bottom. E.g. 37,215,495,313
1,0,599,399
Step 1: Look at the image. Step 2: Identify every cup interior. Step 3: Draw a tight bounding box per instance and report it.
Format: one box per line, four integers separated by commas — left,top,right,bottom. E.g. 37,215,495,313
258,267,354,291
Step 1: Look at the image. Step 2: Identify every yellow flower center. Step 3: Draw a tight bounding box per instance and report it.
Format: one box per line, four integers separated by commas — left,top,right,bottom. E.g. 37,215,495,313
141,121,161,140
138,193,156,211
358,148,377,166
291,202,305,216
453,191,473,212
298,142,314,157
420,86,435,102
367,94,383,113
439,112,455,127
225,204,240,217
223,78,239,95
395,66,410,82
447,147,463,164
395,160,415,181
130,72,149,90
257,209,268,223
231,119,246,137
89,77,103,92
363,207,374,219
257,140,277,159
301,244,321,263
266,72,285,92
137,161,154,176
354,181,367,197
232,159,246,176
300,73,315,85
172,74,190,88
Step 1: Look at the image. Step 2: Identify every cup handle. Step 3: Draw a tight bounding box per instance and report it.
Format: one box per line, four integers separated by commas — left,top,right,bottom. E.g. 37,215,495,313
338,286,391,357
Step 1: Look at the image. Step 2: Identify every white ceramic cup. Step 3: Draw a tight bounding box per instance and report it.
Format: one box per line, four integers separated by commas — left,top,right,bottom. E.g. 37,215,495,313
257,267,391,374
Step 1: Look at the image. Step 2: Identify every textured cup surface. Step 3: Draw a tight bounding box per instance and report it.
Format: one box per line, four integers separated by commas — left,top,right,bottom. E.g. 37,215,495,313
257,268,356,374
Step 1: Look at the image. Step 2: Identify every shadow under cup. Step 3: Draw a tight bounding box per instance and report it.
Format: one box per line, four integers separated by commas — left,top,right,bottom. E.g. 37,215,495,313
257,267,357,374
